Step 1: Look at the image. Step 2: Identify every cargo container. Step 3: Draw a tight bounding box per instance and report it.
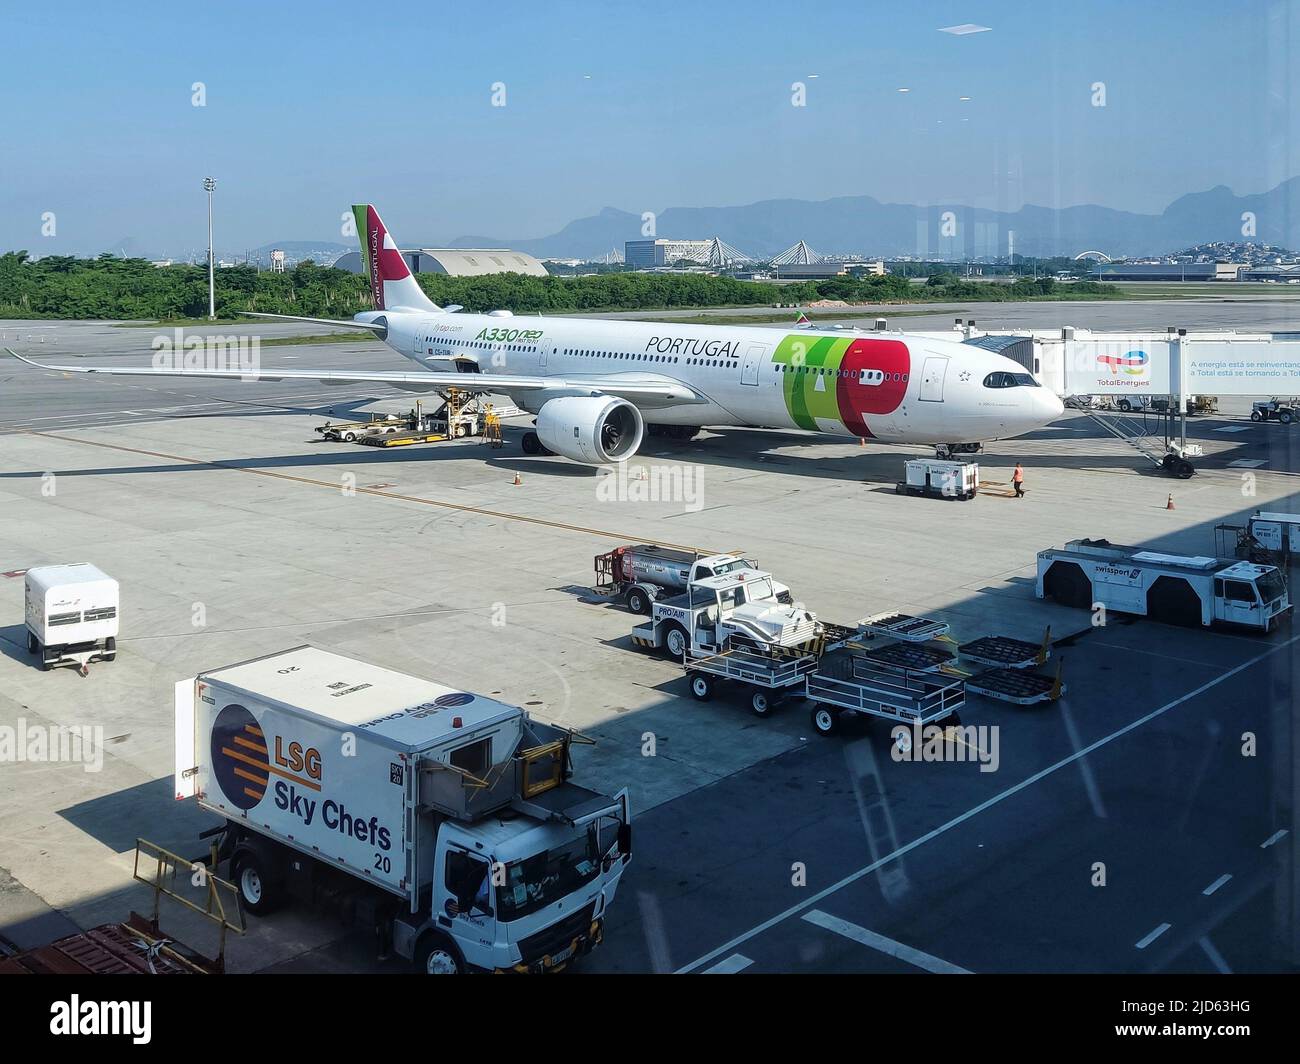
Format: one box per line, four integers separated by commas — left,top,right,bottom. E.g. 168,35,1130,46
23,563,119,673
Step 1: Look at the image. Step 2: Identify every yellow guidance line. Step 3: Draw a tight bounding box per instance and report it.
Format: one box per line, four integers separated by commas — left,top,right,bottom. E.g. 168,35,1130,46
22,429,714,553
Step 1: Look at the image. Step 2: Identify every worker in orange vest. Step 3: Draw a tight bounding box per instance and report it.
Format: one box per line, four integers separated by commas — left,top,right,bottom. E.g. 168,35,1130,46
1013,462,1025,498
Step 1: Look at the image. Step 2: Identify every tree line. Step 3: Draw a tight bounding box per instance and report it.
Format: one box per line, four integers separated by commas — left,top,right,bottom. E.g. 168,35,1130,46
0,251,1118,321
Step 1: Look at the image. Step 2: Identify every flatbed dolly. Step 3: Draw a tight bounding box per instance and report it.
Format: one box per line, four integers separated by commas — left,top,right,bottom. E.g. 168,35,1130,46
857,612,950,642
681,640,965,738
805,648,965,736
964,662,1065,705
957,631,1051,670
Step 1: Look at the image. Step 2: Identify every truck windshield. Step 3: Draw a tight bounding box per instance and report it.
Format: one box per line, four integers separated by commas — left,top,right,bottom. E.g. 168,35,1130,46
497,825,601,922
742,577,774,602
1257,570,1286,603
711,559,756,576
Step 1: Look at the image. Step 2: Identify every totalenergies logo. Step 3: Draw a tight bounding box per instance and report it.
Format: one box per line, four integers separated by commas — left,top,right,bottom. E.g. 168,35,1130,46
1097,349,1149,377
210,704,321,810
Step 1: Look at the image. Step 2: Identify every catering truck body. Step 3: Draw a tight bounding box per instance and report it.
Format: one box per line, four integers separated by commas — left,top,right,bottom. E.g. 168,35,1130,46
1037,538,1290,631
23,563,119,673
594,543,793,614
174,646,630,974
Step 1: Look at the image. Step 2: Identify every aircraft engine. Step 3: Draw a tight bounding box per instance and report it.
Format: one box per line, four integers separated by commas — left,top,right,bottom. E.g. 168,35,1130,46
535,395,644,465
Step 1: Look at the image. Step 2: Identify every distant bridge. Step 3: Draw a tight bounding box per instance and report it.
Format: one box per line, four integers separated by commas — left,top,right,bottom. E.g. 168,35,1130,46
1073,251,1112,263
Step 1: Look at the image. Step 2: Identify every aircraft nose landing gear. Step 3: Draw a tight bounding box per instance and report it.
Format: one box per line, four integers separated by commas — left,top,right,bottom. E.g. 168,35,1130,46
935,443,983,460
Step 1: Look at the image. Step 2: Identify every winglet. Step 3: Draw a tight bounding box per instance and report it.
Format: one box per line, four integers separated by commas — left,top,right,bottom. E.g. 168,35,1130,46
4,347,53,369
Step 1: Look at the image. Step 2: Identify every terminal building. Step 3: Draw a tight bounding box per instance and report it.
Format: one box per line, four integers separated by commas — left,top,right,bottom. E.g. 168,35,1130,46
624,239,714,268
1093,262,1241,282
332,248,548,277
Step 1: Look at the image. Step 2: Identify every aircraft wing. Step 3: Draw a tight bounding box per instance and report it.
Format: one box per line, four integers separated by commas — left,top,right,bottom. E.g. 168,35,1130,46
4,348,705,407
239,312,387,331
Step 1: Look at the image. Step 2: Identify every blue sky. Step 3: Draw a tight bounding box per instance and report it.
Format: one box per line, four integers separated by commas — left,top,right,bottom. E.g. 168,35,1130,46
0,0,1295,255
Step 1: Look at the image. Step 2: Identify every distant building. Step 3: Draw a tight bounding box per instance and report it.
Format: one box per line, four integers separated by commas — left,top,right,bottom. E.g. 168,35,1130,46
1094,262,1225,281
624,239,713,268
1238,263,1300,282
771,262,848,280
332,248,547,277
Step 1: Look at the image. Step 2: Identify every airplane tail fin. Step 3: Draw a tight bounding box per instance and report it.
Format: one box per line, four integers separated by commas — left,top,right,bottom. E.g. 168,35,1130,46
351,204,441,313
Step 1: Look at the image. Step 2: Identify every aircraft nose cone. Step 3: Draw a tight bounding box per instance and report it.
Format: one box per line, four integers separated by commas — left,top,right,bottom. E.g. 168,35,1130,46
1040,389,1065,420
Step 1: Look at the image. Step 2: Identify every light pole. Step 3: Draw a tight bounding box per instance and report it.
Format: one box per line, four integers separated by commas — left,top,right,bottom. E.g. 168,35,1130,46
204,177,216,319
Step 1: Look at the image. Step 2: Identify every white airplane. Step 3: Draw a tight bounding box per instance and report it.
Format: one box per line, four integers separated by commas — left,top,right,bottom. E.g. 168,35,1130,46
8,204,1062,466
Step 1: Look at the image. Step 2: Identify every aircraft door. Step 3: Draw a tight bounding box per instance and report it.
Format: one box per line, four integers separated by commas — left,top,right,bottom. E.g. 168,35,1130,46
741,343,766,386
918,356,949,402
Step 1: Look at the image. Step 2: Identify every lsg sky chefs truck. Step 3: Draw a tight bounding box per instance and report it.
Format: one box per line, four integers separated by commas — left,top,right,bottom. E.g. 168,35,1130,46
1037,538,1291,631
174,646,631,974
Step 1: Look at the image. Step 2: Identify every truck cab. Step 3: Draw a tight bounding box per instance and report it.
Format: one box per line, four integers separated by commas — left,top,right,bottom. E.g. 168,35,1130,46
415,801,629,974
691,554,792,601
1213,562,1289,629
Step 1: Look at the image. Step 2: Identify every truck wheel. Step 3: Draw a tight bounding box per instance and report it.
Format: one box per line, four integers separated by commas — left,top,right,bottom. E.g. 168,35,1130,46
688,672,714,701
232,851,282,916
626,588,650,615
1281,411,1294,425
663,624,688,659
102,637,116,662
415,934,464,975
811,705,839,736
1251,410,1263,422
27,632,38,655
1117,399,1132,412
521,431,542,455
750,690,775,717
1175,459,1195,479
342,431,357,442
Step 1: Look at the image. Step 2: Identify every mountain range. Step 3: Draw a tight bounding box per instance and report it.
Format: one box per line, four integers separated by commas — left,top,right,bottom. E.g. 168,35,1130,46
442,179,1300,261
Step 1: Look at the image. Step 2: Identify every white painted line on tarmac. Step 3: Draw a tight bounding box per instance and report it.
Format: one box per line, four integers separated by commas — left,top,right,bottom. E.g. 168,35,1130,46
1213,425,1250,433
675,629,1300,974
1135,923,1171,950
803,910,971,973
1202,874,1232,896
1228,459,1267,468
1261,829,1289,849
1199,937,1233,974
702,953,754,974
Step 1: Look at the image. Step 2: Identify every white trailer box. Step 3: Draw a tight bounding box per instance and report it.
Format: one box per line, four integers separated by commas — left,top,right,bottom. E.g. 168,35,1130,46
899,459,979,500
181,646,525,896
1249,512,1300,558
23,563,119,671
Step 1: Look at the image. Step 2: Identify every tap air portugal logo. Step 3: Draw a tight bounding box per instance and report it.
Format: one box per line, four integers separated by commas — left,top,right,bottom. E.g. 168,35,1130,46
352,204,410,311
211,703,320,811
774,334,910,437
1097,349,1150,377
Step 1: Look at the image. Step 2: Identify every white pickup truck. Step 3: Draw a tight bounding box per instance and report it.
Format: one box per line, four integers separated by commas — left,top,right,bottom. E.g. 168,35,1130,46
631,570,818,659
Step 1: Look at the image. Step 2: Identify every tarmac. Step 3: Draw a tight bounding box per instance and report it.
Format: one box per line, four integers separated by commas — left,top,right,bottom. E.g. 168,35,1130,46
0,305,1296,973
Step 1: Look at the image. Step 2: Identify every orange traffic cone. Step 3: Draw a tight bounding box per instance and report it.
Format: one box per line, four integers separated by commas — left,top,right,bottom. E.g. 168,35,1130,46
513,472,522,486
1166,493,1175,510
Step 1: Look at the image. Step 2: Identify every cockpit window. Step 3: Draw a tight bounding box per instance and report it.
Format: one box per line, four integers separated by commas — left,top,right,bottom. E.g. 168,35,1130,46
983,371,1039,388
